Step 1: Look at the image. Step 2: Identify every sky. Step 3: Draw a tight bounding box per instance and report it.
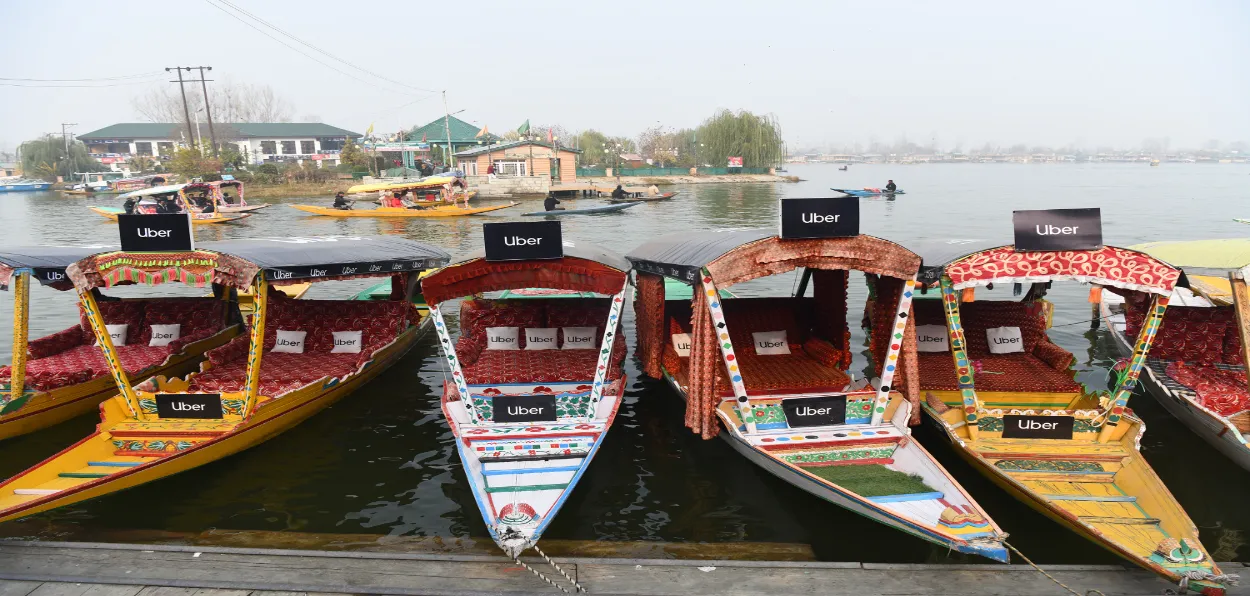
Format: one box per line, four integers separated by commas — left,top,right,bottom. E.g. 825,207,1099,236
2,0,1247,153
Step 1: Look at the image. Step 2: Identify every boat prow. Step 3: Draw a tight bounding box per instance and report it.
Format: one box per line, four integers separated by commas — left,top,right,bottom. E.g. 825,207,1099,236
289,202,516,217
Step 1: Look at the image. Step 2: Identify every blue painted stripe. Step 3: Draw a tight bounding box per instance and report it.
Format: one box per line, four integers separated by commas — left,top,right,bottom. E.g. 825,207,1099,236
482,466,582,476
867,491,945,503
1044,494,1137,502
88,461,141,467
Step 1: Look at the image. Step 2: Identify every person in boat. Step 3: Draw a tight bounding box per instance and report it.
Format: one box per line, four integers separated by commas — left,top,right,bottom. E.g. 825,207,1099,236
543,194,563,211
123,197,138,214
220,190,235,205
646,184,661,197
885,180,897,193
155,195,179,214
332,191,353,210
611,184,628,200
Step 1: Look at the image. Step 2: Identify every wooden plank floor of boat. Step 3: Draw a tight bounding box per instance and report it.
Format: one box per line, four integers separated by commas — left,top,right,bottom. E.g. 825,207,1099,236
0,541,1242,595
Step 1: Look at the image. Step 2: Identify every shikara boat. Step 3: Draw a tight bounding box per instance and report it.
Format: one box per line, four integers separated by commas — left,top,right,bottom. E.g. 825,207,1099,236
608,191,679,202
914,239,1233,594
421,230,631,557
0,236,450,522
183,180,268,214
346,175,477,205
89,184,251,225
289,202,514,218
1099,239,1250,472
520,202,642,216
626,228,1009,562
830,187,905,197
0,245,240,441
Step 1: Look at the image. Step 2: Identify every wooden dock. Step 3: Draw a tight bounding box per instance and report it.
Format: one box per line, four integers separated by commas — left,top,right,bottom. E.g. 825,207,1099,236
0,541,1243,595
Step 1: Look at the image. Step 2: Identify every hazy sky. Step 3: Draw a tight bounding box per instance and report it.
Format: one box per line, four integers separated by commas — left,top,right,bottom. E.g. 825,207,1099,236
2,0,1247,152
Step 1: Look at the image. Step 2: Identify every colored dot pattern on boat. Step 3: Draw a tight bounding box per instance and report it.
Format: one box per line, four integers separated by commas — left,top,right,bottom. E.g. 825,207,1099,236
701,268,756,420
872,278,917,420
939,277,980,424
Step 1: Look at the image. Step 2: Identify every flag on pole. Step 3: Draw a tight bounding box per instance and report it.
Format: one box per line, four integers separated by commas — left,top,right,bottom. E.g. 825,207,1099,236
546,128,553,143
475,125,489,139
517,120,530,135
421,132,427,143
365,122,375,138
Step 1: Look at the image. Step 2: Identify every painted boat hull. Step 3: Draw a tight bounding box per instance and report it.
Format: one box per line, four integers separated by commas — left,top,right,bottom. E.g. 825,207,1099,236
289,202,514,217
0,318,426,522
1099,299,1250,471
88,207,251,225
0,183,52,192
830,188,905,197
0,327,240,442
608,192,679,202
219,204,269,213
521,202,643,216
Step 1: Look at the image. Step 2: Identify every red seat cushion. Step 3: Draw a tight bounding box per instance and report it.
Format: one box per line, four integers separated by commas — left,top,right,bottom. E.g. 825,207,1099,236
917,353,960,391
1166,362,1250,416
967,354,1082,393
1,344,173,391
79,300,145,344
189,352,360,396
462,349,621,385
137,299,226,347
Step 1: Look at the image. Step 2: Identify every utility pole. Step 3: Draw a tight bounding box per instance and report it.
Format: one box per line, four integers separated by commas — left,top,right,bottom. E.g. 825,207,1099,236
192,66,218,156
166,67,195,150
60,123,76,178
442,91,454,168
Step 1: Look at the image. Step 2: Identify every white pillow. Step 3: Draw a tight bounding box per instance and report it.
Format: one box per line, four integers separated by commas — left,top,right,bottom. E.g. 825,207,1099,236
525,327,558,350
562,326,597,349
752,330,790,355
331,330,363,353
986,326,1025,354
671,333,692,357
271,329,307,353
485,326,519,350
915,325,949,353
148,324,181,347
96,324,129,347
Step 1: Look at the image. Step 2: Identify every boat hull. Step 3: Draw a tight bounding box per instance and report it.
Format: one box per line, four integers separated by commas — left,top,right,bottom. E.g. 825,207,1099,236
608,192,679,203
0,183,52,192
289,202,515,217
0,318,426,522
88,207,251,225
521,202,643,216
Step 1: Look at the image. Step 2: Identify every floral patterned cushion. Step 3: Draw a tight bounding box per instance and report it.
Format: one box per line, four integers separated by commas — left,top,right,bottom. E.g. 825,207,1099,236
958,301,1047,358
918,352,1082,393
1167,362,1250,416
28,325,86,359
79,300,145,344
459,299,545,348
462,346,624,385
139,299,226,347
548,298,611,342
189,352,361,396
0,343,173,392
721,299,811,355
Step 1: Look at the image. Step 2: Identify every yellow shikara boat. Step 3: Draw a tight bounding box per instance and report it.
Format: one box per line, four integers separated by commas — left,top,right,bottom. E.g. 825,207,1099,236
913,238,1235,595
0,246,240,441
289,202,515,218
89,183,252,225
88,206,250,225
0,236,451,522
346,175,477,206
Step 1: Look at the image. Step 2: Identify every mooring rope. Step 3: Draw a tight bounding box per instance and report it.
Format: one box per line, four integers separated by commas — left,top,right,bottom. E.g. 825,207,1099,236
534,544,586,593
514,555,571,594
1178,569,1240,590
1005,541,1106,596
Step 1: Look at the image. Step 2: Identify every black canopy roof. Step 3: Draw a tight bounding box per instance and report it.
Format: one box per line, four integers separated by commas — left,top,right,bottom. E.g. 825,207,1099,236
625,229,775,282
450,240,631,272
198,236,452,282
0,244,119,288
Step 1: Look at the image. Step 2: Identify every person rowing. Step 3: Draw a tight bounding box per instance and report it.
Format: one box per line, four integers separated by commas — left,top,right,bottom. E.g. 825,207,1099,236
611,184,628,200
544,194,564,211
885,180,897,193
332,191,354,210
646,184,661,197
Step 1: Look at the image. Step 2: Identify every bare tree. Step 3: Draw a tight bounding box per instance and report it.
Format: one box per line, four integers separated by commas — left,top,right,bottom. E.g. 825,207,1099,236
131,77,295,124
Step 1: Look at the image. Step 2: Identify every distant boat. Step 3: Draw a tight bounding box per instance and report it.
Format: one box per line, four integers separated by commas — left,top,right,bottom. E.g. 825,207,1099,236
1150,159,1161,167
0,178,52,192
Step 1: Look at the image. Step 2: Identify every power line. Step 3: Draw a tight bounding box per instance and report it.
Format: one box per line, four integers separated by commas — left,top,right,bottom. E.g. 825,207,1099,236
0,71,163,82
214,0,438,94
202,0,422,97
0,79,163,88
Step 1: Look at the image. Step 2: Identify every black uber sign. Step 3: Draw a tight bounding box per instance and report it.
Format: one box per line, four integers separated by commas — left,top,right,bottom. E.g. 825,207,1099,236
1001,414,1074,439
118,213,194,252
779,197,860,239
1012,208,1102,252
492,394,558,423
782,395,848,428
483,221,563,261
155,393,224,419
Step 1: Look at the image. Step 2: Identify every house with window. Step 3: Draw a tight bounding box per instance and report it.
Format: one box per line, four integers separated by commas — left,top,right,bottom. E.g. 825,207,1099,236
407,115,498,160
77,122,361,169
454,140,580,181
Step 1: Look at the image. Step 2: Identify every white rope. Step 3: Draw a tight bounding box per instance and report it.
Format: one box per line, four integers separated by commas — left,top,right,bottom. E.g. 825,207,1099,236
534,544,586,593
513,556,570,594
1178,569,1240,590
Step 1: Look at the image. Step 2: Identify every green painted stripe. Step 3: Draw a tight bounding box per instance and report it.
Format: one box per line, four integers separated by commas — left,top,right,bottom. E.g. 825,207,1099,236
59,472,109,479
484,483,569,493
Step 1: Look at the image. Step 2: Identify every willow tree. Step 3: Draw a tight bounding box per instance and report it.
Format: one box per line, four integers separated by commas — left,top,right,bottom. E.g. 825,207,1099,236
19,135,105,181
694,109,784,168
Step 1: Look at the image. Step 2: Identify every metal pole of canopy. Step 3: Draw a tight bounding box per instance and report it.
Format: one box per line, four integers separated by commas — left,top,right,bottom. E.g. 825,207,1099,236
793,267,813,298
430,304,481,424
8,271,30,404
939,276,979,441
585,280,629,421
1098,292,1169,443
700,269,756,434
77,287,141,417
1230,275,1250,394
871,276,917,426
241,277,268,417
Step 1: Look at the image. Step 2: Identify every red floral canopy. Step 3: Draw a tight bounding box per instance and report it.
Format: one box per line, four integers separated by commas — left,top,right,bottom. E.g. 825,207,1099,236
421,256,627,305
944,245,1181,295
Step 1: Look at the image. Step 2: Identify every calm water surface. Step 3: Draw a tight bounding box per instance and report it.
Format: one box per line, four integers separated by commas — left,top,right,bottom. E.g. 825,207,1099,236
1,163,1248,563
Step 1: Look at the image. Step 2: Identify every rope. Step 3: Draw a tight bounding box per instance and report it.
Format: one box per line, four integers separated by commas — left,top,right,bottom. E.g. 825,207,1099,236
1004,541,1106,596
1177,569,1240,590
534,544,586,593
513,556,570,594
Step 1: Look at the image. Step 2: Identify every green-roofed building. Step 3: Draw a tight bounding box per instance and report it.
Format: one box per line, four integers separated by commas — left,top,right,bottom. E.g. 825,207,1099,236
406,116,499,162
77,122,362,169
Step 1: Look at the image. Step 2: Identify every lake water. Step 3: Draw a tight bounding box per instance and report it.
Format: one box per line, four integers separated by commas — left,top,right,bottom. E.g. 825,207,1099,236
0,162,1248,563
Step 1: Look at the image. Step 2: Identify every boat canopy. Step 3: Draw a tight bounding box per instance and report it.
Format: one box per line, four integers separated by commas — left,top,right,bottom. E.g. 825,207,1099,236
420,241,629,305
916,242,1182,295
625,228,921,285
66,236,451,291
347,176,466,194
0,244,117,290
115,183,189,200
1131,239,1250,279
